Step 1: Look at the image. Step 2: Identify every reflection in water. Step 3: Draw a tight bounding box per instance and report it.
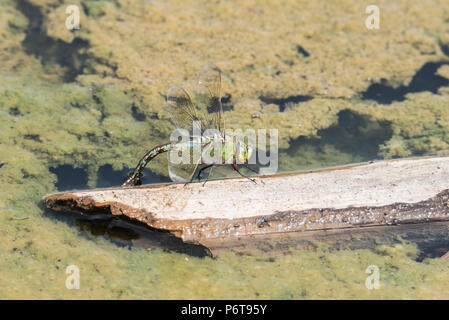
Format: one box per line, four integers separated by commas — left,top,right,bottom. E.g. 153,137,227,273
74,215,211,257
72,209,449,262
325,222,449,261
223,222,449,261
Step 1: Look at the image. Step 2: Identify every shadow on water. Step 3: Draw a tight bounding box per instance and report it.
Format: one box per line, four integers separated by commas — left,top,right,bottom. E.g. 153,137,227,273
260,94,313,112
43,207,212,257
48,164,171,191
282,109,393,170
96,164,171,188
314,109,393,158
49,165,88,191
362,61,449,104
295,45,310,57
131,104,147,122
17,0,90,82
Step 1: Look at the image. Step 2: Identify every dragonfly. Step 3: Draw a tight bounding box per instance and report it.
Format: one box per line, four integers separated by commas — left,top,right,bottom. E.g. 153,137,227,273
122,63,256,187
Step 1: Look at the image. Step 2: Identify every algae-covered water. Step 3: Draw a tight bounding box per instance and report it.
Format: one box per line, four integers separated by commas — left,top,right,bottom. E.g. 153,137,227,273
2,0,449,299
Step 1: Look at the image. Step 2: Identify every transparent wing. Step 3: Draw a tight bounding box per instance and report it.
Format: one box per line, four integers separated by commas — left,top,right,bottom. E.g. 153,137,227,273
164,63,226,182
196,62,225,136
168,158,201,182
165,86,209,135
167,141,213,182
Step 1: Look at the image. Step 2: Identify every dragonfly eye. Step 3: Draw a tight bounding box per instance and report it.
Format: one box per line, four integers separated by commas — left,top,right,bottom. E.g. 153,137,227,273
238,144,252,163
247,146,253,156
247,146,254,161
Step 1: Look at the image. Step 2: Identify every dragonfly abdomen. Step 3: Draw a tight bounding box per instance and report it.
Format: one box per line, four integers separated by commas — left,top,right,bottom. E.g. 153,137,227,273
122,143,173,187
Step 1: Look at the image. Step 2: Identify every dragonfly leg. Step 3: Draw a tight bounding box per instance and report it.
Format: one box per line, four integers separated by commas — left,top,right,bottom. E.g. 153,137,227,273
184,166,209,187
242,164,259,174
184,175,196,187
196,164,214,182
232,163,256,184
183,159,202,187
201,165,216,187
134,173,143,186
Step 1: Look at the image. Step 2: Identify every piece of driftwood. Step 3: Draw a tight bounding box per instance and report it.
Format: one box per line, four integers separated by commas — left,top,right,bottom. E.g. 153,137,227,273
44,157,449,252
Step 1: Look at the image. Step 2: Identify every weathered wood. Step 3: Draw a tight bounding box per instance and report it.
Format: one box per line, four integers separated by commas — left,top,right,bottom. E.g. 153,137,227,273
44,157,449,251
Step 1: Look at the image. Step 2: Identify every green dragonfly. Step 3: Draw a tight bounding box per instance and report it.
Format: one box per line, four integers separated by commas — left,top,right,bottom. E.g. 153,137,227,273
122,63,256,187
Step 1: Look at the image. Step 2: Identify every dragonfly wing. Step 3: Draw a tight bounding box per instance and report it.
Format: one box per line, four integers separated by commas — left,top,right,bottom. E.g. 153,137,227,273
196,62,225,136
167,141,213,182
167,141,200,182
168,159,200,182
165,85,208,134
164,64,226,183
168,142,221,182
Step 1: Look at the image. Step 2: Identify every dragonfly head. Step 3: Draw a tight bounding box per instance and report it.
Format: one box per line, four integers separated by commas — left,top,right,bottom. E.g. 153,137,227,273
238,143,253,163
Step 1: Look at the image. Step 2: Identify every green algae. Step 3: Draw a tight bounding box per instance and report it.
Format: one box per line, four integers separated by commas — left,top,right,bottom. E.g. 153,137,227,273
1,76,449,298
2,224,449,299
0,75,171,187
1,0,449,299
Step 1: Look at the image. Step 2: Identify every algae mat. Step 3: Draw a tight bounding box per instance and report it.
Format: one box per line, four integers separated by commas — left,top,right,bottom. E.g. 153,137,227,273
1,0,449,298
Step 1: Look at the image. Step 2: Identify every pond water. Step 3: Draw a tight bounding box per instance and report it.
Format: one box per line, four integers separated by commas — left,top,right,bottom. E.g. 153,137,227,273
2,0,449,299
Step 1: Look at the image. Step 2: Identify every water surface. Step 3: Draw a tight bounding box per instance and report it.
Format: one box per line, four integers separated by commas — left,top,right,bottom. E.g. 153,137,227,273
2,0,449,299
